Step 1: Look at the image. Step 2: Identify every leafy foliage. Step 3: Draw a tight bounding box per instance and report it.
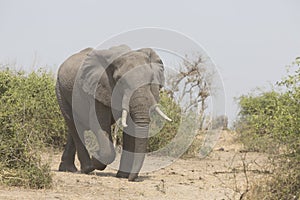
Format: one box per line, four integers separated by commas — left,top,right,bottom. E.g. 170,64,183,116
0,68,66,188
235,58,300,199
147,90,182,152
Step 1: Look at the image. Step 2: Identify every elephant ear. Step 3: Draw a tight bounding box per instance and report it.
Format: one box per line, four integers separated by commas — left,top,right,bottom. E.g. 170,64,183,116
137,48,165,87
78,45,131,107
137,48,165,102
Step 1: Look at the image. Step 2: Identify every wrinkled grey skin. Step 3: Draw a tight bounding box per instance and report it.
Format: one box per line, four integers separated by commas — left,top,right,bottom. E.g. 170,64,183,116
56,45,165,181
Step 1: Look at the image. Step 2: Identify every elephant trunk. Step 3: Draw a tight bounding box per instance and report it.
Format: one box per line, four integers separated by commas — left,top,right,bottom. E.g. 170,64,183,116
118,86,154,181
118,86,173,181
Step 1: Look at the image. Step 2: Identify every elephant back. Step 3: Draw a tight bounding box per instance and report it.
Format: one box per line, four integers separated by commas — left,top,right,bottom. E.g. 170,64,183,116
57,47,93,97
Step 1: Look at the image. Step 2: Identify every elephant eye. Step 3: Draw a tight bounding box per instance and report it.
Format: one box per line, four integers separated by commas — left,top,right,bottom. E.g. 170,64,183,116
113,68,123,82
158,59,163,65
157,64,164,72
160,66,164,72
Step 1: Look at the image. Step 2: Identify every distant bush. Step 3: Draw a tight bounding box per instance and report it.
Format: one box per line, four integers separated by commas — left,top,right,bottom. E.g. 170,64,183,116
235,58,300,199
0,68,66,188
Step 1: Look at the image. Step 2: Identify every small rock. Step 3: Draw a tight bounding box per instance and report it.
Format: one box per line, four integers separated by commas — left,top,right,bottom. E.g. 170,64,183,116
217,147,225,151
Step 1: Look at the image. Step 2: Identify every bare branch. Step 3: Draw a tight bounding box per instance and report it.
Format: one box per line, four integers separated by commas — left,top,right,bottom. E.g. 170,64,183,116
166,54,215,129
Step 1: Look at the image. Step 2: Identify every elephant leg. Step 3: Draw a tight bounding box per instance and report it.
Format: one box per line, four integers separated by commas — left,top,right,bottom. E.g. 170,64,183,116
70,118,95,174
56,83,94,173
57,85,80,173
89,102,116,170
60,115,94,174
59,133,77,172
58,105,94,173
116,131,134,179
128,135,148,181
117,125,148,181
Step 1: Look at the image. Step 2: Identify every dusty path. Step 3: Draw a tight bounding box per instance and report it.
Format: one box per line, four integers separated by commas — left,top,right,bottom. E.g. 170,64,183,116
0,132,269,200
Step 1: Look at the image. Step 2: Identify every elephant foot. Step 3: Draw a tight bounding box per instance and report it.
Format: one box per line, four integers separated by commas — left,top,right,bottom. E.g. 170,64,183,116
116,171,129,179
80,165,95,174
91,156,107,171
58,162,78,172
128,173,139,182
116,171,139,181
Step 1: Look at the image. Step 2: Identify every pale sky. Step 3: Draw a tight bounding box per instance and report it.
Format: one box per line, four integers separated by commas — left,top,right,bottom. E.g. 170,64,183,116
1,0,299,125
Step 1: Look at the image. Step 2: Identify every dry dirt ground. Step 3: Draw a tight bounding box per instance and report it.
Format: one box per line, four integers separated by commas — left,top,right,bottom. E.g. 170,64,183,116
0,131,270,200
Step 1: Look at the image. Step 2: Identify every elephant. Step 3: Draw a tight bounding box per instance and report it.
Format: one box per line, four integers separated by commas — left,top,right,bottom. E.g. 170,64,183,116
55,44,171,181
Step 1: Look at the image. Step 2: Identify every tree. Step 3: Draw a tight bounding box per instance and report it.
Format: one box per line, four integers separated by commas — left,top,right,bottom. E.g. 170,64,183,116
166,55,216,129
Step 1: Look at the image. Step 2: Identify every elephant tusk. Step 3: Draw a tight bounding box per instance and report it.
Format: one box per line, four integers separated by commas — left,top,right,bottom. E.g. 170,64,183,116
121,110,128,127
155,106,172,122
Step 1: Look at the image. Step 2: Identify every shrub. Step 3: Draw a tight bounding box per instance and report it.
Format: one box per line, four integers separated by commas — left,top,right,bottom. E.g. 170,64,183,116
147,90,182,152
235,58,300,199
235,90,281,152
0,68,66,188
0,68,66,147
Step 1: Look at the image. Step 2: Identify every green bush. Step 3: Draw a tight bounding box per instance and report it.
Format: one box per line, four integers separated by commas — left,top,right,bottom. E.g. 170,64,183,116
0,68,66,188
147,90,182,152
0,68,66,147
235,59,300,199
235,91,281,152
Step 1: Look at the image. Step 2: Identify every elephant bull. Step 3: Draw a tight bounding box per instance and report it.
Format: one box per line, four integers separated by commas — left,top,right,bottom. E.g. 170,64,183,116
55,45,171,181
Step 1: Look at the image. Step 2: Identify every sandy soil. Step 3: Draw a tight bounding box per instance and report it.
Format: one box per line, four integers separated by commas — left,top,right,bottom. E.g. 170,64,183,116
0,131,270,200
